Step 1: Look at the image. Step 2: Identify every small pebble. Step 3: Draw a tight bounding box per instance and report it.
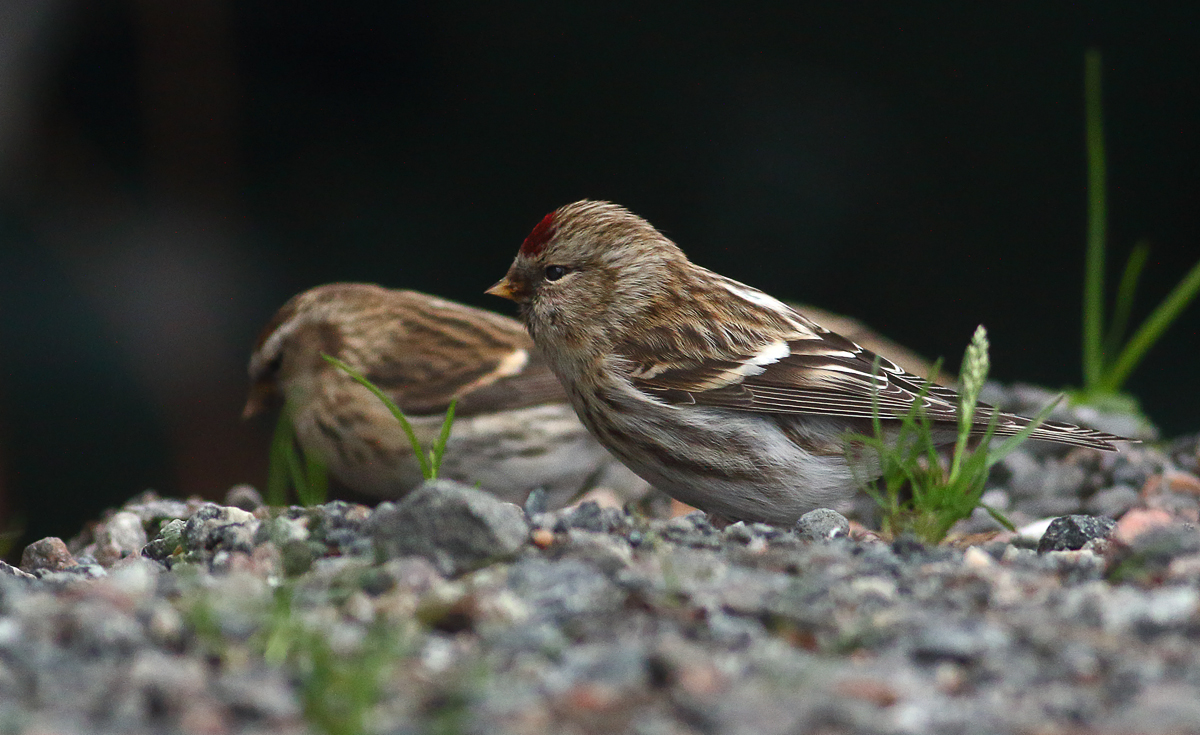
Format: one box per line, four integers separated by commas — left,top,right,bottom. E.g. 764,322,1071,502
524,487,549,516
224,484,264,511
1115,508,1175,544
1146,471,1200,497
796,508,850,541
962,546,996,570
1085,485,1140,518
94,512,150,567
1038,515,1117,553
20,537,76,572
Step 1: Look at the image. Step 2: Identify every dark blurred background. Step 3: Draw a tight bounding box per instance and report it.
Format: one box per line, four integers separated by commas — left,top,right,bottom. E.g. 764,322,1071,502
1,2,1197,546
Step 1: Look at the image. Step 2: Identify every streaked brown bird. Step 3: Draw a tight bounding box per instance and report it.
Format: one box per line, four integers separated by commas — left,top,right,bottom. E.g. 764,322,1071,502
488,200,1130,524
244,282,648,507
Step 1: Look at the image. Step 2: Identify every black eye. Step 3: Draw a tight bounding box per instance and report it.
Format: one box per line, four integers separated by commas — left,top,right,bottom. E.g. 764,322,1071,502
544,265,568,281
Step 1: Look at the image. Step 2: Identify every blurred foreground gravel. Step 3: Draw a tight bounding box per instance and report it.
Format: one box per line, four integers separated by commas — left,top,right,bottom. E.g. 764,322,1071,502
2,386,1199,735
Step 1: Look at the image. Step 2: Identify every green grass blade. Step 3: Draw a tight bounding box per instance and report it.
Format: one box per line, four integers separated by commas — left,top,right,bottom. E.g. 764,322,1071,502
321,353,432,479
1083,48,1108,389
267,409,295,506
267,402,319,506
298,451,329,506
267,402,328,507
263,585,298,665
981,504,1016,532
1104,240,1150,358
282,430,309,503
1100,255,1200,393
428,398,458,480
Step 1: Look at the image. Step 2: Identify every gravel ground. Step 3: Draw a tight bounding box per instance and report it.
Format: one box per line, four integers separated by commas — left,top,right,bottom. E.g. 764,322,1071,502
2,385,1199,735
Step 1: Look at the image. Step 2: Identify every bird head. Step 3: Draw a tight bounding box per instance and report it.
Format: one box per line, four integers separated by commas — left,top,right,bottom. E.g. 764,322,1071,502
243,283,362,418
488,200,687,354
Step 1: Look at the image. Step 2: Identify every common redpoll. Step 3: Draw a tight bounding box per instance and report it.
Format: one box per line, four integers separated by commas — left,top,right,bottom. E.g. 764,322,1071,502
487,200,1128,525
244,282,648,507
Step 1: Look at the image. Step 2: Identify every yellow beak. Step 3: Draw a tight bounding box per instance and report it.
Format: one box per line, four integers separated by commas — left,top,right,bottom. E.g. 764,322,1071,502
486,277,518,301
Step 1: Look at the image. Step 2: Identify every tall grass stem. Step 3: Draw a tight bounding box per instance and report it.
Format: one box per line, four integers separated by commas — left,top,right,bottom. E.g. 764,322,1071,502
1104,241,1150,358
1100,257,1200,393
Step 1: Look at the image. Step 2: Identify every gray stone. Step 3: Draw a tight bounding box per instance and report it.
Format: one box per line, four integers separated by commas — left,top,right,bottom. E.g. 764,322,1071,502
1100,586,1200,633
94,512,149,567
142,519,186,562
0,560,37,582
724,521,756,543
796,509,850,541
506,557,621,621
20,537,76,572
1046,463,1088,497
661,511,720,547
208,520,257,558
1038,515,1117,553
561,529,633,574
224,484,264,511
1009,461,1088,506
256,515,310,546
1169,435,1200,474
546,642,649,693
280,539,315,576
118,491,204,530
308,501,373,556
1108,525,1200,582
67,599,148,655
1000,451,1045,498
35,553,107,582
523,487,549,516
1023,493,1086,519
552,500,629,534
1084,484,1140,518
1112,454,1158,488
369,480,529,576
182,504,259,553
379,556,444,594
911,622,994,664
214,670,303,721
121,651,208,720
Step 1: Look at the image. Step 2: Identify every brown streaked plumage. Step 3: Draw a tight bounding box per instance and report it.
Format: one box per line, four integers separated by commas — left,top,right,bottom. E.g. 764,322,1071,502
489,200,1131,524
245,282,648,505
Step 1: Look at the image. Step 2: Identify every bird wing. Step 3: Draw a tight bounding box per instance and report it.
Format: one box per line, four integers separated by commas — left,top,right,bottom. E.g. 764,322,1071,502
624,320,963,423
619,297,1123,450
362,345,567,417
356,294,568,417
